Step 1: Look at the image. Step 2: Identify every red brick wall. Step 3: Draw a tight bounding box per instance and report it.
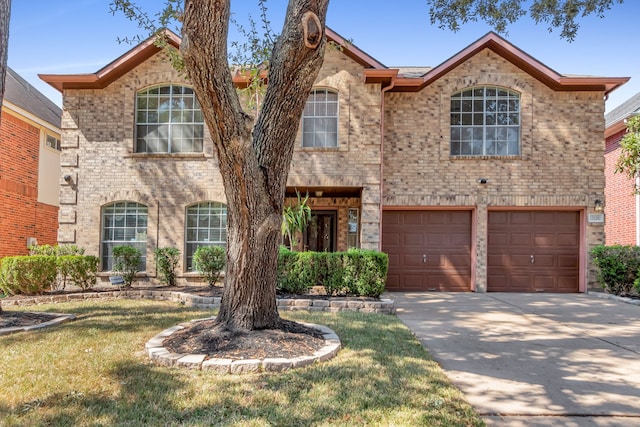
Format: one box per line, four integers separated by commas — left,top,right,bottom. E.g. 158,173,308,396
604,129,636,245
0,113,59,258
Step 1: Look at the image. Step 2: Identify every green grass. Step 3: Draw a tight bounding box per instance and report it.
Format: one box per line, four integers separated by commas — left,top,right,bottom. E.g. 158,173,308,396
0,300,483,426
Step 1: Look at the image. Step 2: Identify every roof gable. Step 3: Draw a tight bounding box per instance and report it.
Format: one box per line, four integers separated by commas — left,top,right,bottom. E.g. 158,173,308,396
364,32,628,95
40,28,386,92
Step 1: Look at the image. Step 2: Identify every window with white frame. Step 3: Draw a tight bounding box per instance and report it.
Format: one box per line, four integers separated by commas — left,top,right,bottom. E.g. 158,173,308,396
185,202,227,270
302,88,338,148
46,134,61,151
101,202,148,271
450,86,520,156
135,84,204,153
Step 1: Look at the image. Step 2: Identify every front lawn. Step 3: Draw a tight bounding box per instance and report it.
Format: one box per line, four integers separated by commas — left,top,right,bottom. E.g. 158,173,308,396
0,300,482,426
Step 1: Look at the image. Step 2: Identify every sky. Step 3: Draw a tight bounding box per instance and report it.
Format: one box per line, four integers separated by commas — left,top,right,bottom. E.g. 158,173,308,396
7,0,640,114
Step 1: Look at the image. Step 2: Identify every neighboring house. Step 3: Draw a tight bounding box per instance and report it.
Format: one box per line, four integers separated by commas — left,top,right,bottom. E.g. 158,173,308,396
604,92,640,245
40,29,627,292
0,67,62,258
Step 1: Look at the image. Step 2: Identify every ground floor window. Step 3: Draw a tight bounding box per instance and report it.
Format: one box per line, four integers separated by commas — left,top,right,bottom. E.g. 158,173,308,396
185,201,227,270
101,201,148,271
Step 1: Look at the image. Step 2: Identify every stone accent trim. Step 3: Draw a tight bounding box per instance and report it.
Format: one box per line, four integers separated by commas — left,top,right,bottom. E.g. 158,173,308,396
145,321,341,373
0,290,396,314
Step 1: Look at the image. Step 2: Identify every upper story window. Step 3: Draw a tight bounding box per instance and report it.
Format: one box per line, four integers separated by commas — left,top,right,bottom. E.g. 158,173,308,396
450,86,520,156
302,88,338,148
46,134,61,151
101,201,148,271
135,84,204,154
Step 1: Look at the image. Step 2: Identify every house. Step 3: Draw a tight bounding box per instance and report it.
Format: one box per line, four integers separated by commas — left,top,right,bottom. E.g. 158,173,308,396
604,92,640,245
0,67,62,258
40,29,627,292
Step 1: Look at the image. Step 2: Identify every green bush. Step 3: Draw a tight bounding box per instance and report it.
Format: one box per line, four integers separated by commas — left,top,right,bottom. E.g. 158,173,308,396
193,246,226,287
112,246,142,287
154,247,180,286
0,256,58,295
29,244,85,256
277,247,388,297
57,256,99,291
591,245,640,296
277,247,317,294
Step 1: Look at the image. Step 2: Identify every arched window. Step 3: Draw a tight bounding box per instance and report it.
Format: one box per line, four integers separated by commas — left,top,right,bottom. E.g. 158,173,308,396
302,88,338,148
135,84,204,153
450,86,520,156
101,202,148,271
185,202,227,270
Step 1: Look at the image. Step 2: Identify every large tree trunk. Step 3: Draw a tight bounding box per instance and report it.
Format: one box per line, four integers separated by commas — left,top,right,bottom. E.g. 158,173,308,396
181,0,329,331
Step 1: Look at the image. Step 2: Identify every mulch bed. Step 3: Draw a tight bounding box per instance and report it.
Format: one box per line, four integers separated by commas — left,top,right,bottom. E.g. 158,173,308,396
0,311,59,328
163,319,326,360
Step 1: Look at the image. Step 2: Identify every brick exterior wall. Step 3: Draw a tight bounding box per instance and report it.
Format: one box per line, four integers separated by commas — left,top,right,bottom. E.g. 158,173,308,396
604,129,636,244
58,49,380,284
383,49,606,290
58,45,607,291
0,112,59,257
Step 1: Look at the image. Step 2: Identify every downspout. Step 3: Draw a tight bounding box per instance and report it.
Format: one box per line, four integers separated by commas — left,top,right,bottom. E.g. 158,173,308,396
378,76,396,251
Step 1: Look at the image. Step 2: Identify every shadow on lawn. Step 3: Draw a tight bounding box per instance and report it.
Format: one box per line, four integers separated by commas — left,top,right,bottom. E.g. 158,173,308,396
2,308,480,425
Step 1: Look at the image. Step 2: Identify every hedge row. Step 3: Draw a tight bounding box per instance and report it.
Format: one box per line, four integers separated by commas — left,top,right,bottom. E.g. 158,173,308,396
277,247,388,297
0,255,99,296
591,245,640,296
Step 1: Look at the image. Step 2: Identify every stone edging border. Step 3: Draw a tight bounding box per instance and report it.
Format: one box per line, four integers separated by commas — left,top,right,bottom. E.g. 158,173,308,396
0,313,76,336
1,289,396,314
146,320,341,374
587,290,640,306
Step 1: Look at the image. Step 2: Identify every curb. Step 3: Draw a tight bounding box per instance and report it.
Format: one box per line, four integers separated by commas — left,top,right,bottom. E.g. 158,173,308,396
586,290,640,306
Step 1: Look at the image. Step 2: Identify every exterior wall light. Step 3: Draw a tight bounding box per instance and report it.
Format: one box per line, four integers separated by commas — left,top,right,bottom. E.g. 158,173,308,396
594,199,604,212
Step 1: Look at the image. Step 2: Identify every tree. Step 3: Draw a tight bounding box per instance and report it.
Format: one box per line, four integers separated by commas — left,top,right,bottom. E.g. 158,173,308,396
113,0,329,331
426,0,624,41
0,0,9,119
615,116,640,193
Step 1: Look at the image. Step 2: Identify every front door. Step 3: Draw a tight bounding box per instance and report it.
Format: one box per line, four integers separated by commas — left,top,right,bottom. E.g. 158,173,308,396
305,211,337,252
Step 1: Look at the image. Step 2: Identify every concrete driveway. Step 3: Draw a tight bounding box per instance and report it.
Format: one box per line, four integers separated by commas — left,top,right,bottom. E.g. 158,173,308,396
388,292,640,426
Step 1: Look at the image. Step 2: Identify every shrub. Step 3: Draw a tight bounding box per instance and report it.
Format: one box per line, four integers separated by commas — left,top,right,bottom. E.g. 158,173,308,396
112,246,142,287
342,249,388,297
154,247,180,286
277,247,317,294
591,245,640,296
193,246,226,287
57,256,99,291
0,256,58,295
319,252,347,296
29,244,85,256
277,247,388,297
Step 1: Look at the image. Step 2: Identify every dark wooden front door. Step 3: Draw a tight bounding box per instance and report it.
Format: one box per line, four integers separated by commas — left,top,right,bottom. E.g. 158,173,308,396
382,210,472,291
305,211,337,252
487,211,579,292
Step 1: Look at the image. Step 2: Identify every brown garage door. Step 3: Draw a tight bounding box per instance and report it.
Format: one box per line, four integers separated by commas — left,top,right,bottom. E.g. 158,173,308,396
382,210,471,291
488,211,579,292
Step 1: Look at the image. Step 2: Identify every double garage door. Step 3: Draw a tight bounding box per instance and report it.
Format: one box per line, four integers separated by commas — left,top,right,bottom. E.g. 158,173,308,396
382,210,579,292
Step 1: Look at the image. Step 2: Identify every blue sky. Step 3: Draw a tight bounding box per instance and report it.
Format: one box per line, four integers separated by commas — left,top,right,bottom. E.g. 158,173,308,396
7,0,640,113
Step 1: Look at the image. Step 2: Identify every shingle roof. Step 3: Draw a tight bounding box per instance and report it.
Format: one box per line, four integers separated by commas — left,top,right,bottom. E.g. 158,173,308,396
4,67,62,128
605,91,640,128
